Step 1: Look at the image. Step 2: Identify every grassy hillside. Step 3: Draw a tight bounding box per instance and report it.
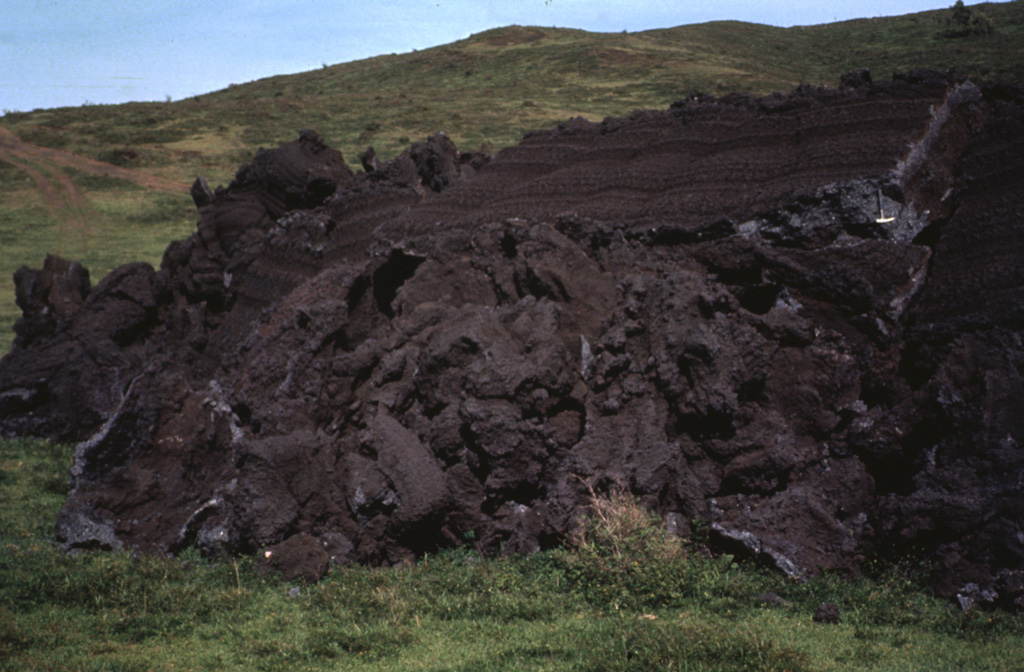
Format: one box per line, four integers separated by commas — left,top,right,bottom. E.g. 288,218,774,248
1,1,1023,354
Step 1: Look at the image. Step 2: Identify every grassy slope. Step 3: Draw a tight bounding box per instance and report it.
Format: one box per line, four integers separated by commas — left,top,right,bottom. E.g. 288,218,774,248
1,2,1023,354
2,437,1022,671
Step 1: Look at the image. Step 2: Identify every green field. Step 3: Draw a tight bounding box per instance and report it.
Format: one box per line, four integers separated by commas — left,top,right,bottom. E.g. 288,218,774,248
2,437,1022,671
2,2,1023,355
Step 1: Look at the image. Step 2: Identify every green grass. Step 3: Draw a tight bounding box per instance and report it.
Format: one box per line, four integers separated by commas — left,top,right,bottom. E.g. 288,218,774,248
2,2,1023,356
2,438,1022,671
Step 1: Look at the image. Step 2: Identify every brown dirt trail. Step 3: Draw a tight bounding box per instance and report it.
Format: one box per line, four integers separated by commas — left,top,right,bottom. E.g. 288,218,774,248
0,142,94,239
0,125,189,195
0,124,189,244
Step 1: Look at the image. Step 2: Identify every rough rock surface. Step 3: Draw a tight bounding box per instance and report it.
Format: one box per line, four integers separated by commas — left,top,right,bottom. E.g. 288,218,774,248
2,73,1022,598
11,254,91,351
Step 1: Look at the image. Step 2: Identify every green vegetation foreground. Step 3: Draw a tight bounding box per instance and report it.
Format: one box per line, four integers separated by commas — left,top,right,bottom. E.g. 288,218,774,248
2,438,1021,671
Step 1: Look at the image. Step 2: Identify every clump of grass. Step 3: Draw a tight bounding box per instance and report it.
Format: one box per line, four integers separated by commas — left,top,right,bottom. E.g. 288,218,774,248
558,483,767,611
568,483,684,569
559,483,685,608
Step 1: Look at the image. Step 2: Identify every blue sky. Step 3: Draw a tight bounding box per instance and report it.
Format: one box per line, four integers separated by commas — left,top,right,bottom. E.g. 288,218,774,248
0,1,997,113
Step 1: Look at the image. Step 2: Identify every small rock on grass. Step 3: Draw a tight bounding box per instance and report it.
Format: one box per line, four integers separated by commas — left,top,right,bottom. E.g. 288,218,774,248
813,602,841,624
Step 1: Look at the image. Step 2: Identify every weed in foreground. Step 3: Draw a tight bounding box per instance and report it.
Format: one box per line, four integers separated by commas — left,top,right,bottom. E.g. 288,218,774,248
557,483,769,611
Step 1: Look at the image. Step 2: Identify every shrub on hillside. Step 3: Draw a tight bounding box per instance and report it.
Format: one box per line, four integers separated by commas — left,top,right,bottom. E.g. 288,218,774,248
942,0,994,38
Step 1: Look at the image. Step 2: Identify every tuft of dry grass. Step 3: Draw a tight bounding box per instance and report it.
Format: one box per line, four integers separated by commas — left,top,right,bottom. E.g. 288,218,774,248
569,482,685,570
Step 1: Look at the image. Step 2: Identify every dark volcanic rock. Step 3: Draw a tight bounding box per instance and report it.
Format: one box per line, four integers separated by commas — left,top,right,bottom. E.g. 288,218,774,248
2,72,1023,599
813,602,841,624
257,532,331,583
12,254,90,350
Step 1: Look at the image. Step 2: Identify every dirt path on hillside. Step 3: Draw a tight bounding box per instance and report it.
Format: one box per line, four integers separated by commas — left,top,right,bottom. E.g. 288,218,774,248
0,147,95,240
0,125,190,248
0,126,189,196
